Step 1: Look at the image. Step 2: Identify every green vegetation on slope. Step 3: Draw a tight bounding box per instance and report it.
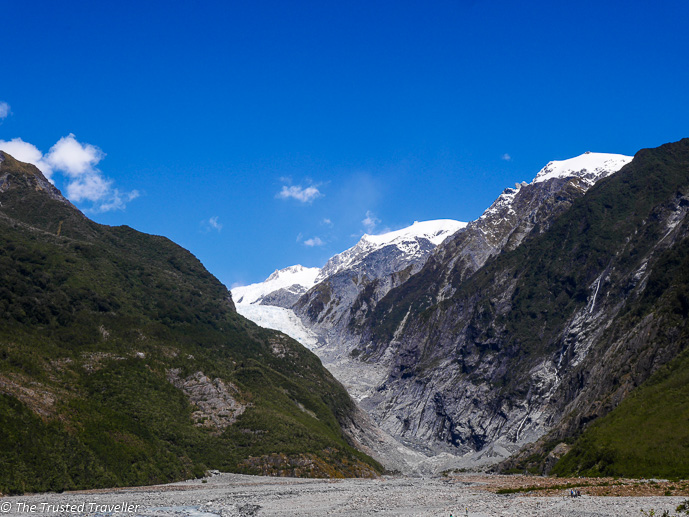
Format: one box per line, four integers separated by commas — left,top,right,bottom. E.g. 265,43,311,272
553,346,689,479
549,223,689,478
0,152,380,494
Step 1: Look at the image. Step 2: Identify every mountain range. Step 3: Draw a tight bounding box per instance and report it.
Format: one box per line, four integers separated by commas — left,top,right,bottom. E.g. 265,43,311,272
4,137,689,494
233,142,689,477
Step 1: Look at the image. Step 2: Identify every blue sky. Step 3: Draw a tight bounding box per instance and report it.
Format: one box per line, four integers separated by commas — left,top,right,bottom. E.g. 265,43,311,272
2,1,688,287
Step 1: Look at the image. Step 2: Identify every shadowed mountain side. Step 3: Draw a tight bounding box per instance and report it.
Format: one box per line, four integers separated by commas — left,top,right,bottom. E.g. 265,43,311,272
0,152,381,495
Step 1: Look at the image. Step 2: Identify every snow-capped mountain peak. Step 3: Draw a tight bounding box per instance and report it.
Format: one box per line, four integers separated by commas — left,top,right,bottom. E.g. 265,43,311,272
362,219,468,246
479,152,632,222
532,152,633,186
265,264,316,283
232,220,467,309
232,264,320,305
317,219,467,281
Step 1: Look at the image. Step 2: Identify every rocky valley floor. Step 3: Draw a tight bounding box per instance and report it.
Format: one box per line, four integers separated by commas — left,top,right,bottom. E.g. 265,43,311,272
2,474,688,517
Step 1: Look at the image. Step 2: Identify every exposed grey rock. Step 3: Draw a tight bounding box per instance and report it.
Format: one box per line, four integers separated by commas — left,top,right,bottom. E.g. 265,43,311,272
0,151,71,204
333,156,637,465
352,148,689,470
167,369,247,433
258,285,309,308
293,235,456,379
229,151,659,472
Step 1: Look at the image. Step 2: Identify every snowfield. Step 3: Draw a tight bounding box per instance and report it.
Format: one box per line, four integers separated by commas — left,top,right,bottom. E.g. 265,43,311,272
234,303,321,350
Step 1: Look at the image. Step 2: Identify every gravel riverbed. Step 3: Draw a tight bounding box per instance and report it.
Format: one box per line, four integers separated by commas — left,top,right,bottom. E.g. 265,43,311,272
2,473,686,517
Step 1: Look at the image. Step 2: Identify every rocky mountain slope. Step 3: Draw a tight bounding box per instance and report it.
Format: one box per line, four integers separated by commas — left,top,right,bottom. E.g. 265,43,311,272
0,151,380,494
353,140,689,475
232,152,648,471
229,143,689,478
238,153,632,407
293,220,467,391
232,220,466,399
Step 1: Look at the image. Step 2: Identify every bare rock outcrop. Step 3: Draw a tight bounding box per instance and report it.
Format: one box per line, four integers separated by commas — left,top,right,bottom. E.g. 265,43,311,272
167,369,247,433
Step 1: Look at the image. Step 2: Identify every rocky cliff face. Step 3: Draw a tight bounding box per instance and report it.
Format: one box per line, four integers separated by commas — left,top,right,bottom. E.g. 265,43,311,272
231,151,650,471
415,153,633,304
313,154,631,413
231,221,466,400
292,221,467,332
295,229,445,341
353,141,689,467
287,221,466,401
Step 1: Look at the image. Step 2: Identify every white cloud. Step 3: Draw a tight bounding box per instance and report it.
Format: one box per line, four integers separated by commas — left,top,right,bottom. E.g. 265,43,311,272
304,236,324,247
0,133,137,212
502,153,512,161
209,216,223,231
362,210,380,233
0,138,54,179
0,102,10,121
276,185,322,203
45,134,105,177
65,173,112,203
94,189,140,213
201,216,223,233
322,218,333,226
